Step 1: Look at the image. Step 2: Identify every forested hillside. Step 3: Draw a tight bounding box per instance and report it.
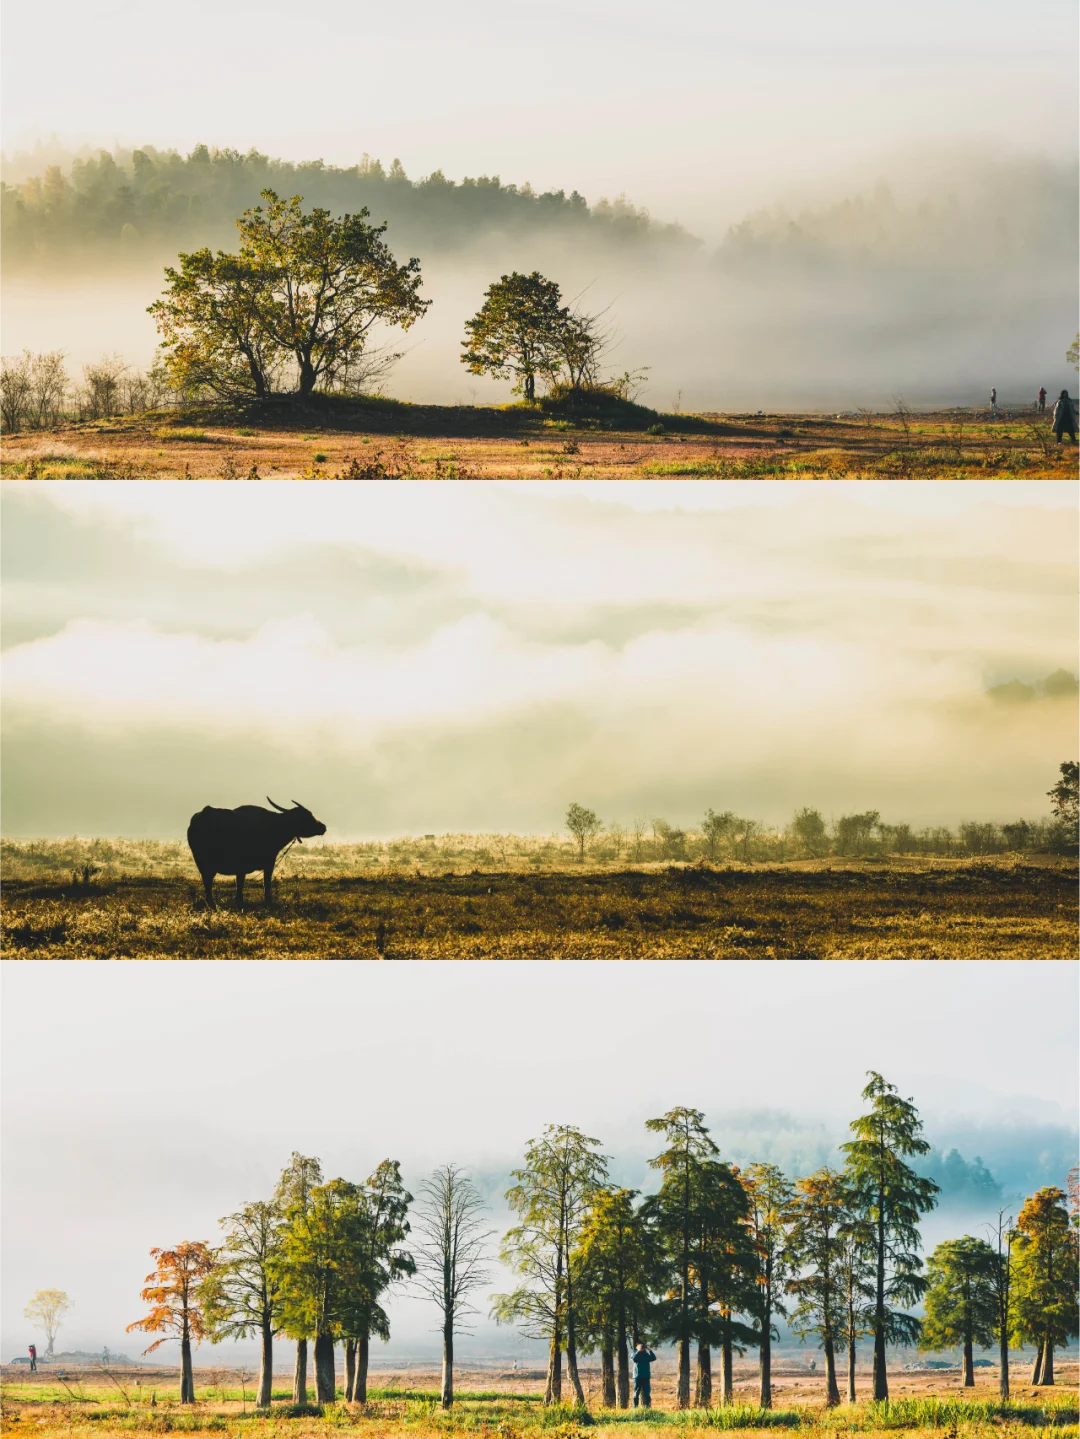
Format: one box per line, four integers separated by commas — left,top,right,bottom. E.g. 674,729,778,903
0,144,694,266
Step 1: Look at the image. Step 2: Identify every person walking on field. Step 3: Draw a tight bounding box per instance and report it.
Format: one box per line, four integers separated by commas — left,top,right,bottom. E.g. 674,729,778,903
1052,389,1077,443
28,1344,37,1372
632,1343,656,1408
989,386,998,416
1038,386,1047,412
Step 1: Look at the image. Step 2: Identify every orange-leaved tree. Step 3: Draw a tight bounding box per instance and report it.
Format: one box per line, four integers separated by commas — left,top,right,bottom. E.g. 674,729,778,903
126,1242,214,1402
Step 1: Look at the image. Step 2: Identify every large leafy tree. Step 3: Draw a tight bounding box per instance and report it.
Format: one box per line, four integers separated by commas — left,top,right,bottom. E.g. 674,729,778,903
786,1168,852,1407
641,1107,719,1409
1011,1187,1079,1385
23,1290,71,1358
150,190,429,401
740,1163,794,1410
920,1237,1000,1385
493,1124,608,1406
573,1187,657,1408
836,1208,876,1403
127,1242,214,1403
841,1072,939,1401
201,1201,283,1407
273,1153,323,1405
461,271,566,402
686,1159,756,1407
343,1161,415,1404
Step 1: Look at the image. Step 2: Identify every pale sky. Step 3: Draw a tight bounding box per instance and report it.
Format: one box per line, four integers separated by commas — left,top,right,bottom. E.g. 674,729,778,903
2,480,1076,837
2,961,1077,1363
3,0,1076,233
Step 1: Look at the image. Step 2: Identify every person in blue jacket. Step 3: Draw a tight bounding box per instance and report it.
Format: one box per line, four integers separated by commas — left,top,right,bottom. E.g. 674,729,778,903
631,1343,656,1408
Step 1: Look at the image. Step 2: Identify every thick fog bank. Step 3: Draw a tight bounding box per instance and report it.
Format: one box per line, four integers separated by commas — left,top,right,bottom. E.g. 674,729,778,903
3,156,1076,409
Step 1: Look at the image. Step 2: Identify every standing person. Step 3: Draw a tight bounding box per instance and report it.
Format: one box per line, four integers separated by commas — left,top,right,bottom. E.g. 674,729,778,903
1051,390,1077,443
1038,386,1047,412
29,1344,37,1372
989,387,998,416
632,1343,656,1409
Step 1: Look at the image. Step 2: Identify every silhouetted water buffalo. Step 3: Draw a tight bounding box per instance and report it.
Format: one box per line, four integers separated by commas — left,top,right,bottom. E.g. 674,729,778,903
187,798,327,908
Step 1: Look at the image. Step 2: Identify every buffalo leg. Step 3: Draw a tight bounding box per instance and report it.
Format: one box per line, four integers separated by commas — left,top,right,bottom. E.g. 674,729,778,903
201,871,216,909
235,873,245,907
264,862,274,906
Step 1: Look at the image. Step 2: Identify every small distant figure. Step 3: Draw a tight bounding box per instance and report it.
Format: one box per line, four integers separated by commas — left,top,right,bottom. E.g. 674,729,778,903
989,386,998,416
103,1346,109,1366
632,1342,656,1409
29,1344,37,1372
1038,386,1047,412
1052,389,1077,443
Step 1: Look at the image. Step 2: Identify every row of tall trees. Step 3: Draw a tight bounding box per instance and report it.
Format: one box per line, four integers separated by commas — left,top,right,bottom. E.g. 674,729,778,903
127,1078,1077,1412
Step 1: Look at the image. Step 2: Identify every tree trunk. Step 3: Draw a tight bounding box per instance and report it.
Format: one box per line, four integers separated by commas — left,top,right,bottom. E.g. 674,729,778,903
180,1337,195,1404
601,1340,615,1408
565,1326,586,1406
759,1314,772,1409
344,1342,356,1402
616,1320,630,1409
695,1343,712,1408
963,1332,974,1387
257,1321,273,1407
293,1339,308,1406
1031,1341,1044,1386
823,1332,840,1408
524,371,535,403
847,1329,857,1404
545,1328,562,1405
442,1321,454,1409
1041,1343,1054,1386
355,1334,370,1404
873,1196,888,1402
677,1336,691,1409
313,1333,336,1404
721,1324,734,1405
998,1328,1009,1400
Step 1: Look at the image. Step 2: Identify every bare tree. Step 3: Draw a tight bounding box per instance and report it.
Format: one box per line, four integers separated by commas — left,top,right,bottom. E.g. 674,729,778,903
412,1165,493,1408
1,352,34,433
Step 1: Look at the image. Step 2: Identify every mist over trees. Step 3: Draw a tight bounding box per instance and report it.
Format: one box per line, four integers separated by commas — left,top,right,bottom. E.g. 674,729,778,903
141,1077,1076,1411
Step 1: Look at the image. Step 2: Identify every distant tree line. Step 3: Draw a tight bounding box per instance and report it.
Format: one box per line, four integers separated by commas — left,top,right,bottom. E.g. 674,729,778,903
565,761,1080,864
129,1076,1077,1412
1,145,690,268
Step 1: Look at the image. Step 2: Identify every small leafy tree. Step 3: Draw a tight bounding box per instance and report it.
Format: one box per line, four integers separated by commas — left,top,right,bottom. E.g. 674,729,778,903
920,1236,1000,1385
1068,334,1079,371
127,1243,214,1402
836,1209,876,1402
150,190,429,402
566,803,602,862
1048,761,1079,851
23,1290,72,1357
412,1165,492,1408
494,1124,608,1406
841,1072,939,1401
790,808,828,859
201,1201,282,1407
461,272,565,402
701,809,737,861
1011,1187,1079,1385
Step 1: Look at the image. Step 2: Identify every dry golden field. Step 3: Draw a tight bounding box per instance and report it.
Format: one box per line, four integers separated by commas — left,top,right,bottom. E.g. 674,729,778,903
2,406,1077,481
2,848,1073,960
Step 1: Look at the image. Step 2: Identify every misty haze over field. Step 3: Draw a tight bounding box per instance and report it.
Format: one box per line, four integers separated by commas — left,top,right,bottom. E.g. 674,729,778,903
3,149,1077,409
3,0,1077,408
3,963,1077,1365
2,481,1076,838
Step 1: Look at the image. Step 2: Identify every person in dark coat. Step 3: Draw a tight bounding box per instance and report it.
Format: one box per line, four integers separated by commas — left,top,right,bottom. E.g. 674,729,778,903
1051,390,1077,443
631,1343,656,1408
